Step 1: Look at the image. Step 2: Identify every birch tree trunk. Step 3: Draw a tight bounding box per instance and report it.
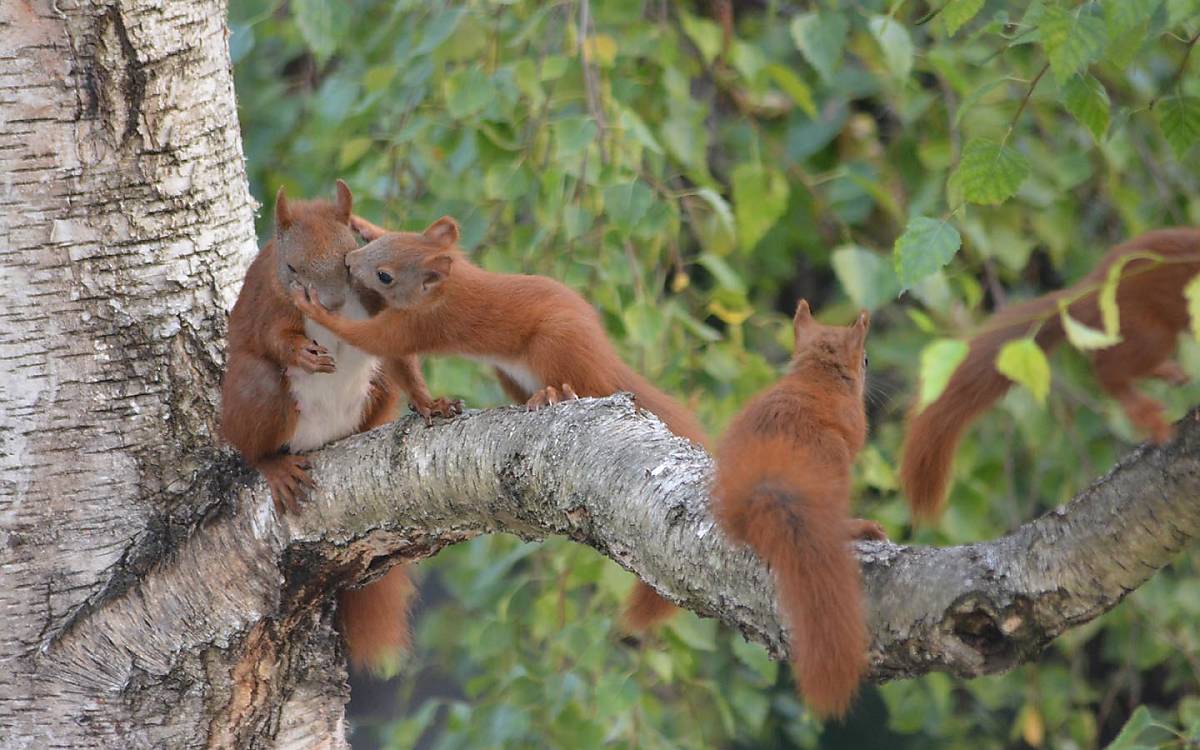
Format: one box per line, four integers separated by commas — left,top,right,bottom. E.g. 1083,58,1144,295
1,2,1197,749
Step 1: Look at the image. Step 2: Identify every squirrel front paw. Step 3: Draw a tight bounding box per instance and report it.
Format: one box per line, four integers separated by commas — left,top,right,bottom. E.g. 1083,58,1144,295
410,396,464,425
525,384,579,410
289,283,331,323
294,339,336,374
260,454,316,515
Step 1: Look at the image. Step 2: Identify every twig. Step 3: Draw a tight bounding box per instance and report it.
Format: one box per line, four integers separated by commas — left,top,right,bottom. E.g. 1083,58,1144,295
1003,62,1049,144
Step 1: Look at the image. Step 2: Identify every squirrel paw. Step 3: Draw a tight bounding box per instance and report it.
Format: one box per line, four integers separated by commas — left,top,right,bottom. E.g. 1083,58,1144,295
846,518,888,542
260,454,316,515
410,397,464,425
295,339,336,374
1151,360,1190,387
525,384,579,411
290,283,331,322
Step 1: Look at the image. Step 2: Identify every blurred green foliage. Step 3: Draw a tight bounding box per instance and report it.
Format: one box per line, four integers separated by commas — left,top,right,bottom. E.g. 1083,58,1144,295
229,0,1200,747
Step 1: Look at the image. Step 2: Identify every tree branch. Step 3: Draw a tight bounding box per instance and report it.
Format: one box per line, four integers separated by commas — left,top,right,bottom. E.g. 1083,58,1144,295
45,396,1199,733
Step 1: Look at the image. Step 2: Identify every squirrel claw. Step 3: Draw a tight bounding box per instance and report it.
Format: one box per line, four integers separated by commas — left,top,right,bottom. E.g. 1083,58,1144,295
525,384,579,411
846,518,888,542
262,454,314,515
411,397,465,425
295,339,336,373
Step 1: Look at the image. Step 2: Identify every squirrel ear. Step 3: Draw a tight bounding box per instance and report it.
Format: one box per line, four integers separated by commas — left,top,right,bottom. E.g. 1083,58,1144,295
855,310,870,330
421,254,453,291
274,186,292,237
334,179,353,224
423,216,460,246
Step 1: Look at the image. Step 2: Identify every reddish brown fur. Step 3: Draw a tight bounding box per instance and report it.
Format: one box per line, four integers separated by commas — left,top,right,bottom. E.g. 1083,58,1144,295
900,228,1200,521
220,183,430,676
338,565,417,674
712,301,880,719
296,216,710,629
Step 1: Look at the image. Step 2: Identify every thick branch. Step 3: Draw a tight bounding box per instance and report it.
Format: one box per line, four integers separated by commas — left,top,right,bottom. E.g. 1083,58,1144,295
47,396,1199,728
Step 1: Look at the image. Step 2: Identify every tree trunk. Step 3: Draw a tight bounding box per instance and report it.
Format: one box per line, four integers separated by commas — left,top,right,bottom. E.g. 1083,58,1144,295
1,2,1197,749
0,1,348,747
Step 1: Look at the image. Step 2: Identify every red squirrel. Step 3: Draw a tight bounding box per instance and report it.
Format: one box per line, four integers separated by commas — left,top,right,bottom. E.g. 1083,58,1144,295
220,181,454,674
712,300,885,719
288,214,708,630
900,228,1200,521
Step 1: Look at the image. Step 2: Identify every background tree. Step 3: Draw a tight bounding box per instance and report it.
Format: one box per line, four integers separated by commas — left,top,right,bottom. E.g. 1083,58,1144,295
0,0,1196,749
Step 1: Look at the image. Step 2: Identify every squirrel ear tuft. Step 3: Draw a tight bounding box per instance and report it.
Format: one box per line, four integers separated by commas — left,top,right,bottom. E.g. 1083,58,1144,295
423,216,460,246
274,186,292,236
334,179,353,223
855,310,870,330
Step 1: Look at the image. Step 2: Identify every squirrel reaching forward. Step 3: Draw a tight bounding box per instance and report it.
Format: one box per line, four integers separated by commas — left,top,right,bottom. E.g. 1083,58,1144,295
221,181,454,674
289,214,709,630
900,228,1200,521
712,300,885,719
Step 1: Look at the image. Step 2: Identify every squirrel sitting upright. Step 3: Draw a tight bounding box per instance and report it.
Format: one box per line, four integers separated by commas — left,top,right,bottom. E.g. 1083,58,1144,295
221,181,456,674
900,228,1200,521
289,214,709,631
712,301,885,719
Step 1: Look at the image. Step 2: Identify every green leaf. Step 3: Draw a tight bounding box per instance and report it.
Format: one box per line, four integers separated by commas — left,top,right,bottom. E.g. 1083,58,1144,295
552,116,599,159
693,188,737,255
1038,5,1107,84
443,68,493,119
1107,706,1153,750
955,77,1013,126
1062,74,1110,142
766,64,817,117
1184,274,1200,342
1059,301,1121,350
1158,96,1200,157
291,0,351,63
1098,258,1128,338
1104,0,1162,34
893,216,962,288
732,164,789,251
680,11,723,65
995,338,1051,405
604,181,653,232
917,339,969,408
954,138,1031,205
943,0,985,36
868,15,914,81
790,11,849,83
831,245,901,311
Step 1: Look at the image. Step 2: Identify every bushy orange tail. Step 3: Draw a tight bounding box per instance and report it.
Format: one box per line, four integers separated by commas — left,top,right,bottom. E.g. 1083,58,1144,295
715,469,866,719
900,294,1065,521
338,565,416,677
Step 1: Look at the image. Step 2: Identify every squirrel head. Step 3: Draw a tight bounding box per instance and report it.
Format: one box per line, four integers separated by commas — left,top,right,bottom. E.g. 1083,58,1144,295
790,299,870,395
274,180,358,312
345,216,460,310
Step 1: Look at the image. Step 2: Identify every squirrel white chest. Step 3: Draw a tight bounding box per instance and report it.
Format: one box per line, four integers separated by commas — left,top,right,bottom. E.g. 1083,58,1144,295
286,297,381,452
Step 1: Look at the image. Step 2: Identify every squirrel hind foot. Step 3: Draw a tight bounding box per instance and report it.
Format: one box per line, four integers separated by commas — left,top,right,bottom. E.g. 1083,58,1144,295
260,454,315,514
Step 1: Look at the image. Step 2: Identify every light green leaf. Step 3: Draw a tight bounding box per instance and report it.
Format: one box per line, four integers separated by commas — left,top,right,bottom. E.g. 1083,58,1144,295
1038,5,1107,84
552,116,599,159
680,11,723,65
893,216,963,288
1062,74,1110,142
831,245,901,311
732,164,789,251
1104,0,1162,35
955,77,1013,126
693,188,737,255
1158,96,1200,157
995,338,1051,405
943,0,985,36
603,181,653,232
955,138,1031,205
868,15,914,81
617,107,663,154
443,68,493,119
766,64,817,117
1059,300,1121,350
1184,274,1200,342
292,0,351,63
790,11,849,83
918,339,969,408
338,137,373,168
1098,258,1128,338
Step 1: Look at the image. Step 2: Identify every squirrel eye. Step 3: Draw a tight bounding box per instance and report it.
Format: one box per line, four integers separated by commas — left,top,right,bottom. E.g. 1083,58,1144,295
286,264,297,274
376,270,394,285
863,355,869,369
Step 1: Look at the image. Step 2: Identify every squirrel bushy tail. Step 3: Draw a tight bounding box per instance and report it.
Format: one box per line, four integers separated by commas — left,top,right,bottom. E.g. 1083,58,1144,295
900,293,1067,520
338,565,416,676
714,444,866,719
